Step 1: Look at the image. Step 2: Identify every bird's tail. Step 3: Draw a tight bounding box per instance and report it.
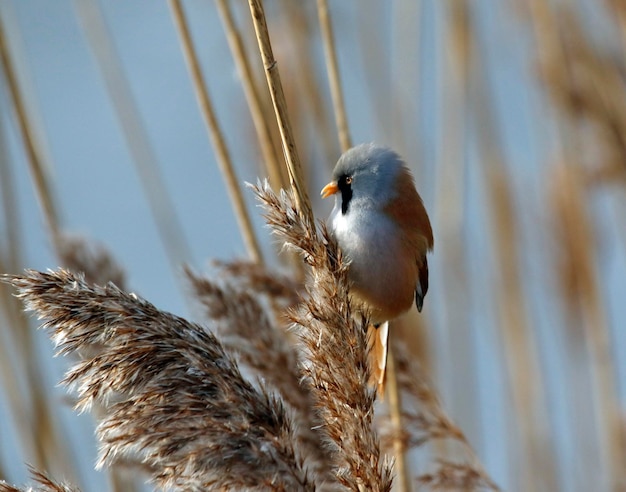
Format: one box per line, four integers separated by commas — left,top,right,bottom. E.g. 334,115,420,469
367,321,389,396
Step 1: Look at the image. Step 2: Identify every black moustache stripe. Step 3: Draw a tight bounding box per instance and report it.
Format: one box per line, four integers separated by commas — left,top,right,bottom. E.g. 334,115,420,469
341,184,352,214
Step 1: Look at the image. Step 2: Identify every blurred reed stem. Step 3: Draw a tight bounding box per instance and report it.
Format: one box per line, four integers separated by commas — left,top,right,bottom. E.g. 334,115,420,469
247,0,314,225
72,0,192,273
466,4,558,489
169,0,263,265
0,115,21,275
277,0,340,168
386,348,410,492
526,1,626,488
563,163,625,490
0,13,80,484
316,0,351,152
355,2,392,143
389,0,421,156
214,0,285,191
434,0,480,456
0,12,61,252
0,275,45,474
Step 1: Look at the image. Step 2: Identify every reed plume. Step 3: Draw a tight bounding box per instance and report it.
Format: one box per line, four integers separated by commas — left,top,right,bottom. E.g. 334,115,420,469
388,342,500,491
0,468,81,492
252,181,393,491
2,268,313,491
0,181,401,491
184,266,333,481
56,234,126,289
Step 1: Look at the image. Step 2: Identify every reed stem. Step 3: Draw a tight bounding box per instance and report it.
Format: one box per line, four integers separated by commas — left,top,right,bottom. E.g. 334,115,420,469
214,0,285,191
0,13,61,251
247,0,314,226
73,0,192,272
170,0,263,264
316,0,351,152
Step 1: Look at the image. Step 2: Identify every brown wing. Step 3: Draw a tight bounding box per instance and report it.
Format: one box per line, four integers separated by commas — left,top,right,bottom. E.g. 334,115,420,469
416,256,429,312
384,167,434,312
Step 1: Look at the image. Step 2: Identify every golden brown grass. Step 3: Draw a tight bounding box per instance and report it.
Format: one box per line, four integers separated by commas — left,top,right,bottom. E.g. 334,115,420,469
1,0,626,491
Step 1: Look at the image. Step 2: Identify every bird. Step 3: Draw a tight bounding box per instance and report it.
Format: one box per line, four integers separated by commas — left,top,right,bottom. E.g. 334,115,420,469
320,143,433,393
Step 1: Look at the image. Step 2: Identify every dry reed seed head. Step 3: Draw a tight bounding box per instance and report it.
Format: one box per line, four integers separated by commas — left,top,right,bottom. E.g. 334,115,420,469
212,259,303,309
549,165,597,310
2,269,315,491
56,233,126,289
250,181,323,267
416,460,500,491
184,267,308,411
185,267,337,485
254,183,393,491
0,468,81,492
539,7,626,177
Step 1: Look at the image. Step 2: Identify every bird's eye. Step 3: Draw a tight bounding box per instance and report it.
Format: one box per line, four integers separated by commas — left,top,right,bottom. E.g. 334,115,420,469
345,176,352,185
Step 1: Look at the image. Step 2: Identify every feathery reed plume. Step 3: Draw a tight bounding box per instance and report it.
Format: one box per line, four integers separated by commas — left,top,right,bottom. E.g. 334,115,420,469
388,341,500,491
212,259,302,310
185,267,333,481
0,468,81,492
55,234,138,492
253,181,393,491
185,267,305,408
415,460,500,491
3,269,314,491
56,234,126,289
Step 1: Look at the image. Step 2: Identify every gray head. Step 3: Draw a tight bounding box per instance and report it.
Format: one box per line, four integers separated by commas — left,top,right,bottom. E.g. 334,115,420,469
330,143,407,214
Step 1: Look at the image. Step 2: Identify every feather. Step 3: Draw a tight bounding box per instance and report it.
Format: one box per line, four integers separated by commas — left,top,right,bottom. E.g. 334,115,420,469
416,256,429,312
367,321,389,395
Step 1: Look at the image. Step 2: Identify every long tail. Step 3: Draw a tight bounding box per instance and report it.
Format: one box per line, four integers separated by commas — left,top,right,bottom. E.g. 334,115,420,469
367,321,389,396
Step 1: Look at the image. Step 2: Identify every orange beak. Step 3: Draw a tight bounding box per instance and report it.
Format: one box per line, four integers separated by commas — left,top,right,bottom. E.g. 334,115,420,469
320,181,339,199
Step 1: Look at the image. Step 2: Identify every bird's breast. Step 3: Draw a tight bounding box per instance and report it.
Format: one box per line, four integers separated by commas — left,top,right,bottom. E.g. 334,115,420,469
331,207,418,322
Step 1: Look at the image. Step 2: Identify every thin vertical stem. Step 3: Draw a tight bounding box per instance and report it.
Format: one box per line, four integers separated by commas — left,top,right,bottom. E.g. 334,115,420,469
170,0,263,264
214,0,285,190
0,12,80,485
316,0,352,152
73,0,192,273
0,12,61,251
247,0,314,226
467,3,558,489
386,347,411,492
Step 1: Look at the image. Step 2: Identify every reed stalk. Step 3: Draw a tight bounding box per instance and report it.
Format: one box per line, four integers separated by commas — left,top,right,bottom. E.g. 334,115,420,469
465,3,558,488
169,0,263,265
214,0,285,191
0,12,61,251
0,12,80,485
433,0,479,452
72,0,192,272
316,0,351,152
246,0,314,226
277,0,340,167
